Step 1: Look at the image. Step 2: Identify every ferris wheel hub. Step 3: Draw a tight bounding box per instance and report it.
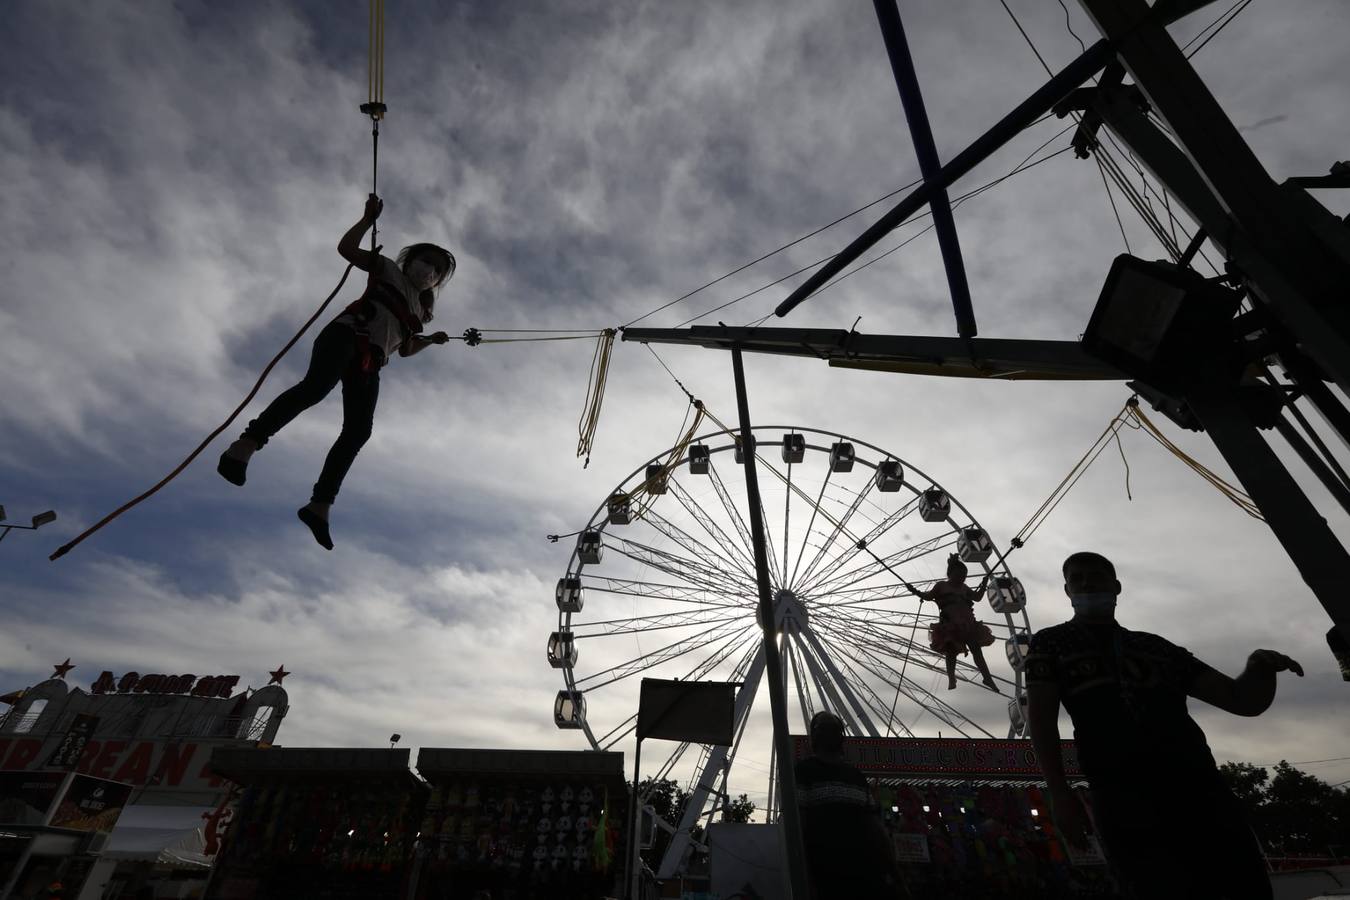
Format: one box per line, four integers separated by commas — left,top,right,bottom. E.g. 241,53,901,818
773,589,809,626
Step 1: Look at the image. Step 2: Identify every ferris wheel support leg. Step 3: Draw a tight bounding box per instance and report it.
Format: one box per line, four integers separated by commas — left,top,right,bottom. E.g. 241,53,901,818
654,644,767,881
791,629,865,736
798,623,882,737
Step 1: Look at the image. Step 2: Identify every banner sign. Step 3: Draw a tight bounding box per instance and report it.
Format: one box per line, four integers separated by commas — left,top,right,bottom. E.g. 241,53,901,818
49,775,134,833
637,679,736,746
893,833,931,863
90,671,240,698
790,736,1082,780
0,771,65,826
1066,834,1108,867
46,713,99,770
1,737,234,792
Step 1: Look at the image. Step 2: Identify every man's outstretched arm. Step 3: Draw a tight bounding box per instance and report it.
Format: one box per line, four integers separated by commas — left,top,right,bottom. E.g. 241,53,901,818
1188,649,1304,717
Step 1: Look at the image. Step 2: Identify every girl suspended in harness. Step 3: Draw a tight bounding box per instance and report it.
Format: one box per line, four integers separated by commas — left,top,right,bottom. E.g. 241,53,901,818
926,554,998,691
217,194,454,549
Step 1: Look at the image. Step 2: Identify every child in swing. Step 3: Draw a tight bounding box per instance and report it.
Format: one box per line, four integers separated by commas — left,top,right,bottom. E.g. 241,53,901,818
217,194,454,549
926,554,998,691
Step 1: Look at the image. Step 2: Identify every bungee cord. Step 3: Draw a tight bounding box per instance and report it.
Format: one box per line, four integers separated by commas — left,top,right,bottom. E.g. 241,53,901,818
52,0,391,561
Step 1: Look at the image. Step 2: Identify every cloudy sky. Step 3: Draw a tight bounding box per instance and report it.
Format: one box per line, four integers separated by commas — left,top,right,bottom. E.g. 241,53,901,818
3,0,1348,816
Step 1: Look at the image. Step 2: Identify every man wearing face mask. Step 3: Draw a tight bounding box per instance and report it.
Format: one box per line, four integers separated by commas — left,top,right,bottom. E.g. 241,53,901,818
1025,551,1303,899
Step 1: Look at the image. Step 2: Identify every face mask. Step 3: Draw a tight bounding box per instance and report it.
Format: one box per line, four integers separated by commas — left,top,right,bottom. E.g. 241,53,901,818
407,259,439,291
1069,592,1117,616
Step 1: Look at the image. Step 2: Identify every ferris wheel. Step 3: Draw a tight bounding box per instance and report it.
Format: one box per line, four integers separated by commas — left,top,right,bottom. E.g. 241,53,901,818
548,425,1032,876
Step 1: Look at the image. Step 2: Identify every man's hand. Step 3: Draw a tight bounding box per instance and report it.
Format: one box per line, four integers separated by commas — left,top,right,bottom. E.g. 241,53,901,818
364,193,384,221
1249,649,1304,677
1048,786,1091,851
428,331,450,345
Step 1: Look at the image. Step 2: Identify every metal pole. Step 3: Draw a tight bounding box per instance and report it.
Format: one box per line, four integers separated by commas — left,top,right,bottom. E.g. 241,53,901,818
1271,417,1350,519
872,0,976,338
1186,379,1350,645
627,738,643,900
730,346,810,898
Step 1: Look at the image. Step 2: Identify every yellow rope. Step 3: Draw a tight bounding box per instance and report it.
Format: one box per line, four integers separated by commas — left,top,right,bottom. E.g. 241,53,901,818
624,402,709,521
1127,402,1263,520
1008,396,1264,553
576,329,616,466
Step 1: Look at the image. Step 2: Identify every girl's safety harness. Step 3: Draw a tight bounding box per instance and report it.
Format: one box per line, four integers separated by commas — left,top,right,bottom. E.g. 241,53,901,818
343,270,426,372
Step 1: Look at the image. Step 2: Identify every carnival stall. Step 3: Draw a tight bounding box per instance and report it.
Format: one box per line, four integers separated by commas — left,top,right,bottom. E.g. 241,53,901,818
413,748,627,900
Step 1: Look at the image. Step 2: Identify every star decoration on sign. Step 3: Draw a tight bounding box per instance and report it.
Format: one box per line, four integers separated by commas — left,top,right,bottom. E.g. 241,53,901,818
51,658,75,679
268,665,290,685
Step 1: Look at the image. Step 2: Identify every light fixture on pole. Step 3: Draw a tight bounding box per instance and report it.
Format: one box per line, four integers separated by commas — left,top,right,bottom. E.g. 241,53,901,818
389,733,401,749
0,507,57,543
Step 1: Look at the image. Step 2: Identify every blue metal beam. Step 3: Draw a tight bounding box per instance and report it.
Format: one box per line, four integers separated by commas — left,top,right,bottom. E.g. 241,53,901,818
775,39,1112,318
873,0,977,338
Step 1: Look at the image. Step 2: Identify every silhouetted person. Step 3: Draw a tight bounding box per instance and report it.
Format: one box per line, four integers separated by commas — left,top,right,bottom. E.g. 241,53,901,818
1026,551,1303,899
794,710,899,899
924,554,997,690
217,193,456,549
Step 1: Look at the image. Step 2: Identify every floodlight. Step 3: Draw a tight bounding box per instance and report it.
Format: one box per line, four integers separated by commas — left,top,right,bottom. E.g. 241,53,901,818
31,511,56,529
0,506,6,523
1082,255,1242,393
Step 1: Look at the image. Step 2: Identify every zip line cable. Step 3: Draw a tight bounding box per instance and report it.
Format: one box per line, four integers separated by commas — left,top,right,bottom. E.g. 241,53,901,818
622,178,925,328
1007,396,1263,557
52,0,390,561
678,123,1078,327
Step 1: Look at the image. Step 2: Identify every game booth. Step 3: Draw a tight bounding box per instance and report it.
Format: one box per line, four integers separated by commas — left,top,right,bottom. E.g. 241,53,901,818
779,736,1120,900
204,746,628,900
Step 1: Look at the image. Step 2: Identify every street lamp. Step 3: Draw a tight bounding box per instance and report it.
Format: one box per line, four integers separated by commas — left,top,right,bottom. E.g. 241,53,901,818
0,507,58,543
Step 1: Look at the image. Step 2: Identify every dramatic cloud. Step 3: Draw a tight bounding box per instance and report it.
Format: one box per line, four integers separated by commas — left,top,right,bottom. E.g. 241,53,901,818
3,0,1348,812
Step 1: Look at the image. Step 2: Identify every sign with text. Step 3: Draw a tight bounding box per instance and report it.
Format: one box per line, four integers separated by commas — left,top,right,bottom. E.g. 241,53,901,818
893,832,931,863
49,775,134,833
90,671,240,698
1,736,238,793
0,771,65,826
1066,834,1108,867
790,736,1082,780
46,713,99,770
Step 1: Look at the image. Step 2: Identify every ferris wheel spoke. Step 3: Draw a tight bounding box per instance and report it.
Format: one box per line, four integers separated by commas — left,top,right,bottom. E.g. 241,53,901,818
810,619,992,738
606,536,757,598
586,577,748,610
809,611,959,685
786,457,834,589
813,583,937,609
667,480,760,577
705,461,775,582
814,615,1013,715
804,531,957,600
641,505,758,584
791,473,878,591
792,626,881,736
797,627,914,738
571,608,749,638
797,497,921,596
574,619,756,691
608,533,753,590
784,628,816,730
597,631,761,751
